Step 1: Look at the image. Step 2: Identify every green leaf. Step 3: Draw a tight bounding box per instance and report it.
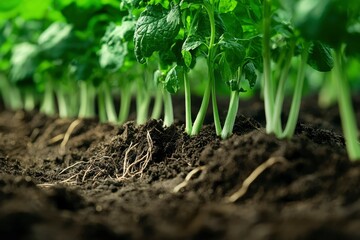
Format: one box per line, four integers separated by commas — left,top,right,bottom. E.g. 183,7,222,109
307,42,334,72
134,4,181,63
218,37,246,72
181,0,203,6
0,0,52,20
164,65,181,94
293,0,348,47
99,21,135,71
182,50,192,68
272,11,293,39
38,22,73,59
218,0,237,13
99,43,128,71
217,56,232,87
220,12,243,38
61,2,101,30
274,0,295,13
195,10,225,41
248,0,262,22
53,0,74,9
182,34,204,51
244,35,263,71
158,40,184,68
10,43,39,82
0,0,22,11
120,0,141,8
18,0,52,19
60,0,101,9
243,61,257,89
216,37,247,92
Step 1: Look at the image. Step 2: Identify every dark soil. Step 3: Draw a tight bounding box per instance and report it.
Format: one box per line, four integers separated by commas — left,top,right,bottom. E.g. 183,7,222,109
1,96,360,240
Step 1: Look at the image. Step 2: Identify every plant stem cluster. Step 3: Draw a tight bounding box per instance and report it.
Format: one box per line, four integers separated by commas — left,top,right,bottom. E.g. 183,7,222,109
0,0,359,160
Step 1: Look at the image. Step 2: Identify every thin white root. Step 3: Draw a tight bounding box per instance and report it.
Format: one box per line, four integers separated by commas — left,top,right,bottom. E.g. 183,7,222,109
37,174,80,188
120,142,139,177
116,131,153,181
92,170,106,181
59,173,80,183
225,156,287,203
40,130,154,185
58,161,85,175
81,162,94,182
173,166,207,193
37,183,56,188
59,119,82,154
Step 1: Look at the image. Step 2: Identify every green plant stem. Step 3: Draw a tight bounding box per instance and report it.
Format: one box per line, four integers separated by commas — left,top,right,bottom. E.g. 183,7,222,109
221,68,243,139
0,77,23,110
88,85,96,117
78,81,96,118
270,49,287,134
40,78,55,116
162,89,174,127
78,81,88,118
205,2,222,135
318,72,337,108
191,77,211,135
183,71,193,134
23,89,35,111
103,81,117,123
151,85,163,120
11,87,23,110
119,85,131,124
281,44,310,139
136,78,149,125
68,87,79,118
56,88,68,118
0,75,8,108
190,2,223,136
262,0,274,133
98,89,107,122
272,49,293,136
221,90,240,139
191,3,218,136
0,75,13,109
334,47,360,161
211,73,222,135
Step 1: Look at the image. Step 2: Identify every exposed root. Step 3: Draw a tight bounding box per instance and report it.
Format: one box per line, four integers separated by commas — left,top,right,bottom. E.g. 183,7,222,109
43,130,154,185
37,183,56,188
37,174,79,188
59,173,80,184
120,142,139,177
38,161,85,187
92,169,107,181
59,119,82,154
116,131,153,181
41,118,68,144
173,166,207,193
225,156,287,203
58,161,85,175
48,133,65,145
29,128,40,142
81,161,97,182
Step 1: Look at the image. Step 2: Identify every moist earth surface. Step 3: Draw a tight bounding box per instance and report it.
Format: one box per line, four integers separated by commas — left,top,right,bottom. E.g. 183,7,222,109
0,96,360,240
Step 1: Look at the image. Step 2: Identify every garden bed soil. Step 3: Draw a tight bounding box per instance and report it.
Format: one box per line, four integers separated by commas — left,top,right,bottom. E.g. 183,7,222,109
0,96,360,239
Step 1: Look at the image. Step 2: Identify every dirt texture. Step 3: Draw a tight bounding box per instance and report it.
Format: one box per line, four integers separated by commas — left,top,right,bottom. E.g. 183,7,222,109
0,96,360,240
